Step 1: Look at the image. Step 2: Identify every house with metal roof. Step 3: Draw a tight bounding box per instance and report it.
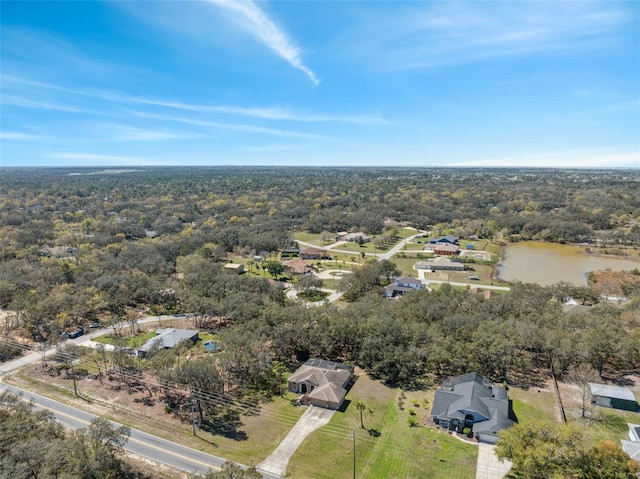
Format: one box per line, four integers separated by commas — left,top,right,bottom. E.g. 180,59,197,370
384,276,423,298
589,383,638,411
621,423,640,463
430,372,515,444
288,359,354,410
415,257,465,271
137,328,199,358
429,235,459,245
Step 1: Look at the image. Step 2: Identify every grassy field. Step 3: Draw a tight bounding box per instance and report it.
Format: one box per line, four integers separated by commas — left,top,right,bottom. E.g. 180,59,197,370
287,374,477,479
93,330,157,347
390,257,420,277
293,232,326,245
7,366,306,468
508,386,557,423
577,409,638,448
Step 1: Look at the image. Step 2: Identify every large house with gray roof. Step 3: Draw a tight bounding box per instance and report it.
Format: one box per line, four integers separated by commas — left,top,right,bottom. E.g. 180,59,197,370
430,372,515,443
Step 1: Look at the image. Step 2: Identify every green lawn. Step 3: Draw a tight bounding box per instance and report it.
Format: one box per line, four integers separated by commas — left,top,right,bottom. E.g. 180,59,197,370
403,241,428,251
297,290,330,302
209,392,306,465
287,374,477,479
509,384,636,450
577,409,638,448
293,232,326,245
390,257,420,276
92,331,157,348
508,386,557,423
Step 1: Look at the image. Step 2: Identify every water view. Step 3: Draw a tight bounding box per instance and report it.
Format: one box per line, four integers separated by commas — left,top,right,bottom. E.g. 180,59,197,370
498,242,640,286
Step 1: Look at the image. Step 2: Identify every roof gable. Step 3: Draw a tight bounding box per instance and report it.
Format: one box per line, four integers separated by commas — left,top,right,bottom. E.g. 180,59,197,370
431,372,514,432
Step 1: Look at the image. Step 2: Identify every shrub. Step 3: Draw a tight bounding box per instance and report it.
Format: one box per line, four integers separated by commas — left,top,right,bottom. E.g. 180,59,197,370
408,408,416,416
408,417,418,427
463,427,473,438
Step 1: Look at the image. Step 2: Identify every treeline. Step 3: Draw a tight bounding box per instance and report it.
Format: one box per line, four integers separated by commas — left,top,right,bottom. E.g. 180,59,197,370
0,391,141,478
1,168,639,258
133,277,638,392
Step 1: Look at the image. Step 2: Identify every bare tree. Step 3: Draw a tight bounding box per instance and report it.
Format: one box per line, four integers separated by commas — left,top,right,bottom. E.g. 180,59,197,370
566,362,600,419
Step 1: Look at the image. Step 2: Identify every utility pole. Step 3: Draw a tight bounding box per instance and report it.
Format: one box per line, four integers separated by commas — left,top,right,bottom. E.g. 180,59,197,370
189,386,197,435
352,428,356,479
67,353,78,396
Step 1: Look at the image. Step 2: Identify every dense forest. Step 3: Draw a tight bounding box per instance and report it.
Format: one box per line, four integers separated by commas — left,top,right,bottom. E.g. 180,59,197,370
0,167,639,425
1,167,639,373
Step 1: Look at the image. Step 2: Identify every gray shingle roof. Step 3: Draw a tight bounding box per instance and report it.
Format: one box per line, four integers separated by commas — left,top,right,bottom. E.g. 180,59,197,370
431,372,514,434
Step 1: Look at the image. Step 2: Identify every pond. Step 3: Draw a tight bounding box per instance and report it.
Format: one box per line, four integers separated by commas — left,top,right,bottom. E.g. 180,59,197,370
498,242,639,286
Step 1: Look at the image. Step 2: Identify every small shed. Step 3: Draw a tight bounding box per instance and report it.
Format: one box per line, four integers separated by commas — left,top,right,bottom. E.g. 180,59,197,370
589,383,638,411
224,263,245,274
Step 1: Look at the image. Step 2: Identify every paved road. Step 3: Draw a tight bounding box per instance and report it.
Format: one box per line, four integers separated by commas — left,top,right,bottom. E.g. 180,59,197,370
0,314,283,478
258,406,334,476
0,382,281,479
476,443,512,479
0,314,180,376
286,287,344,307
297,231,425,261
416,274,511,291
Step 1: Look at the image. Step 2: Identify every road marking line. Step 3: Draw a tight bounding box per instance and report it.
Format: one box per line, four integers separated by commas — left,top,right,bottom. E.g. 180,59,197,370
28,398,221,471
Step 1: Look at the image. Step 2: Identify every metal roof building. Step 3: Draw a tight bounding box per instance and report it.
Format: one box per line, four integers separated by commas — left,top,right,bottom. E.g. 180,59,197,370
589,383,638,411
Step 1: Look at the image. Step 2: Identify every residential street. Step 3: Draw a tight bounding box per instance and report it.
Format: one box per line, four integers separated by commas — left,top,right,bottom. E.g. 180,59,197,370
0,381,282,479
0,318,283,479
296,231,425,261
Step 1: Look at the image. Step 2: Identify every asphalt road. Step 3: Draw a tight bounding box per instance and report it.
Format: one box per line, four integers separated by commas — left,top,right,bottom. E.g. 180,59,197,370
0,382,281,479
296,231,425,261
0,316,283,479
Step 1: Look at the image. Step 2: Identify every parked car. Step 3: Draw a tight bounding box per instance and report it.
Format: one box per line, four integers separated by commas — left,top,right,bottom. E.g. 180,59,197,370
468,275,480,281
68,327,84,339
89,322,101,328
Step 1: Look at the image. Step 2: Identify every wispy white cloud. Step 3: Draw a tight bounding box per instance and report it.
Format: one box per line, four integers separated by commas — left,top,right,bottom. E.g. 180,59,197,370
1,95,86,113
0,132,50,141
127,110,337,141
124,96,385,124
207,0,319,86
97,124,206,142
4,74,380,125
452,150,640,169
348,2,636,70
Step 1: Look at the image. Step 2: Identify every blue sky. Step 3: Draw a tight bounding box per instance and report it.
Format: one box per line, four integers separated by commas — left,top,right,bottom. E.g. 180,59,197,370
1,0,639,168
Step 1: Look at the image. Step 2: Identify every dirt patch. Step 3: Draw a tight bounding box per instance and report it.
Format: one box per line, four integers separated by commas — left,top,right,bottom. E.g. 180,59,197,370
556,373,640,421
12,363,192,433
588,270,640,296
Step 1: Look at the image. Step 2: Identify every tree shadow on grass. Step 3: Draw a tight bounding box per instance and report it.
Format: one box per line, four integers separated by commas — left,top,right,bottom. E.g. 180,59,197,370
200,409,248,441
368,428,381,437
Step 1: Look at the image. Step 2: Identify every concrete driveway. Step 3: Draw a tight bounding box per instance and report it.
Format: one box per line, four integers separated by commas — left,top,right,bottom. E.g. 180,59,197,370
258,406,335,477
476,443,512,479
